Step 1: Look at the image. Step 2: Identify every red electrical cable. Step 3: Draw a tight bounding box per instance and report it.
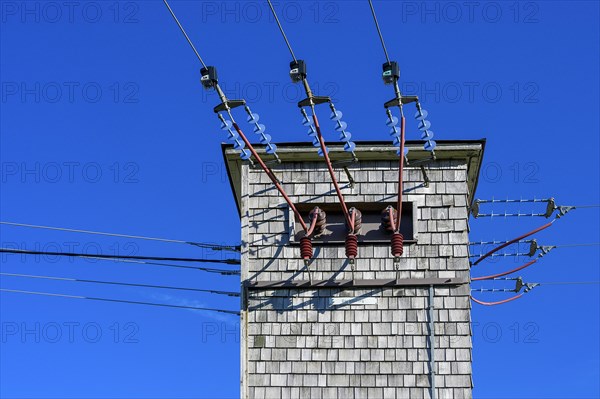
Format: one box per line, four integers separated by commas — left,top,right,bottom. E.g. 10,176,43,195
311,109,354,232
471,294,523,306
232,122,309,232
388,207,397,232
472,221,553,265
305,210,319,237
471,259,538,281
395,116,406,231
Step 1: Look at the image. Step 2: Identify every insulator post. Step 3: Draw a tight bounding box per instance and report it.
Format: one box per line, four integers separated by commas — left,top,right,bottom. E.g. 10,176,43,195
309,206,327,236
348,207,362,234
381,206,397,232
345,234,358,263
299,237,313,261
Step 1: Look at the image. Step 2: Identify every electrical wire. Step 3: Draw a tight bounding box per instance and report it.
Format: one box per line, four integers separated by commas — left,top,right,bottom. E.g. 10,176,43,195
472,220,554,266
266,0,297,62
1,251,239,275
310,106,354,231
368,0,390,63
537,281,600,286
471,294,523,306
162,0,207,68
0,221,239,252
0,288,239,315
0,272,239,297
0,248,240,266
395,116,406,231
226,116,309,233
471,259,538,281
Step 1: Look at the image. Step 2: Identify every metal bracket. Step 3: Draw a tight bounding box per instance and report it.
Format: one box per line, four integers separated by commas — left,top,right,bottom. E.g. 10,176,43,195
471,200,481,218
556,205,575,218
384,95,419,109
342,166,356,189
544,198,556,218
213,99,246,113
298,95,330,108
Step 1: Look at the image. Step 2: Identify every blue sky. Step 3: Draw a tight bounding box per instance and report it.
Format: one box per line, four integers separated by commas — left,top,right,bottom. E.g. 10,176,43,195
1,1,598,398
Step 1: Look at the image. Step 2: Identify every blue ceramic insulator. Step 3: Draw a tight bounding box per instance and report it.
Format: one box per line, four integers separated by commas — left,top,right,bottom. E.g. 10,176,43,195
233,140,246,151
253,124,266,134
390,126,400,136
330,110,343,121
418,120,431,131
334,121,348,132
396,147,409,156
227,131,240,140
302,116,313,126
240,149,252,160
344,141,356,152
421,130,434,140
312,137,321,147
221,120,233,130
392,136,402,147
317,147,329,157
247,113,260,124
259,134,272,145
266,143,277,154
424,140,437,151
415,109,428,120
339,131,352,142
386,116,399,126
307,126,318,137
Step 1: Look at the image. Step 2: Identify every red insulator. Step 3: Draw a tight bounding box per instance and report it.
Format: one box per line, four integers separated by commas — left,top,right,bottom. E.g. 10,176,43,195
299,237,313,260
391,232,404,257
345,234,358,259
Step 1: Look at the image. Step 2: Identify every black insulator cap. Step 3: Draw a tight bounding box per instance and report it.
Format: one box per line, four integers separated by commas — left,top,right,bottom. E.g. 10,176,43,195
200,66,218,89
382,61,399,85
289,60,307,83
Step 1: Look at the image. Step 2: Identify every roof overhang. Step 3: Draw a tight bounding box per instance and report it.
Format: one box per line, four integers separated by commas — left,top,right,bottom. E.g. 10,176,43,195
222,140,486,216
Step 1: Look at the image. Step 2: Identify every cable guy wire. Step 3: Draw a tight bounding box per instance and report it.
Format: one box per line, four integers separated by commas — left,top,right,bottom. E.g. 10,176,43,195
0,288,240,315
368,0,391,63
266,0,297,62
162,0,207,67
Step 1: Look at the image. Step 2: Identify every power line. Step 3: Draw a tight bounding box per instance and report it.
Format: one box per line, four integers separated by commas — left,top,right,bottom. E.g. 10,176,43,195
2,251,238,275
554,243,600,248
537,281,600,286
0,288,240,315
266,0,297,62
162,0,207,68
0,248,240,265
368,0,390,63
0,272,239,297
0,221,240,252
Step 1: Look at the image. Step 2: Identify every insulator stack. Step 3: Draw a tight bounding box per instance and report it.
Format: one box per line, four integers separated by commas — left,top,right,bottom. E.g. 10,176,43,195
309,207,327,236
244,106,279,159
301,108,329,157
345,234,358,260
348,207,362,234
386,109,409,157
218,114,251,160
329,104,356,154
415,105,437,152
391,232,404,257
381,206,398,232
299,237,313,261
